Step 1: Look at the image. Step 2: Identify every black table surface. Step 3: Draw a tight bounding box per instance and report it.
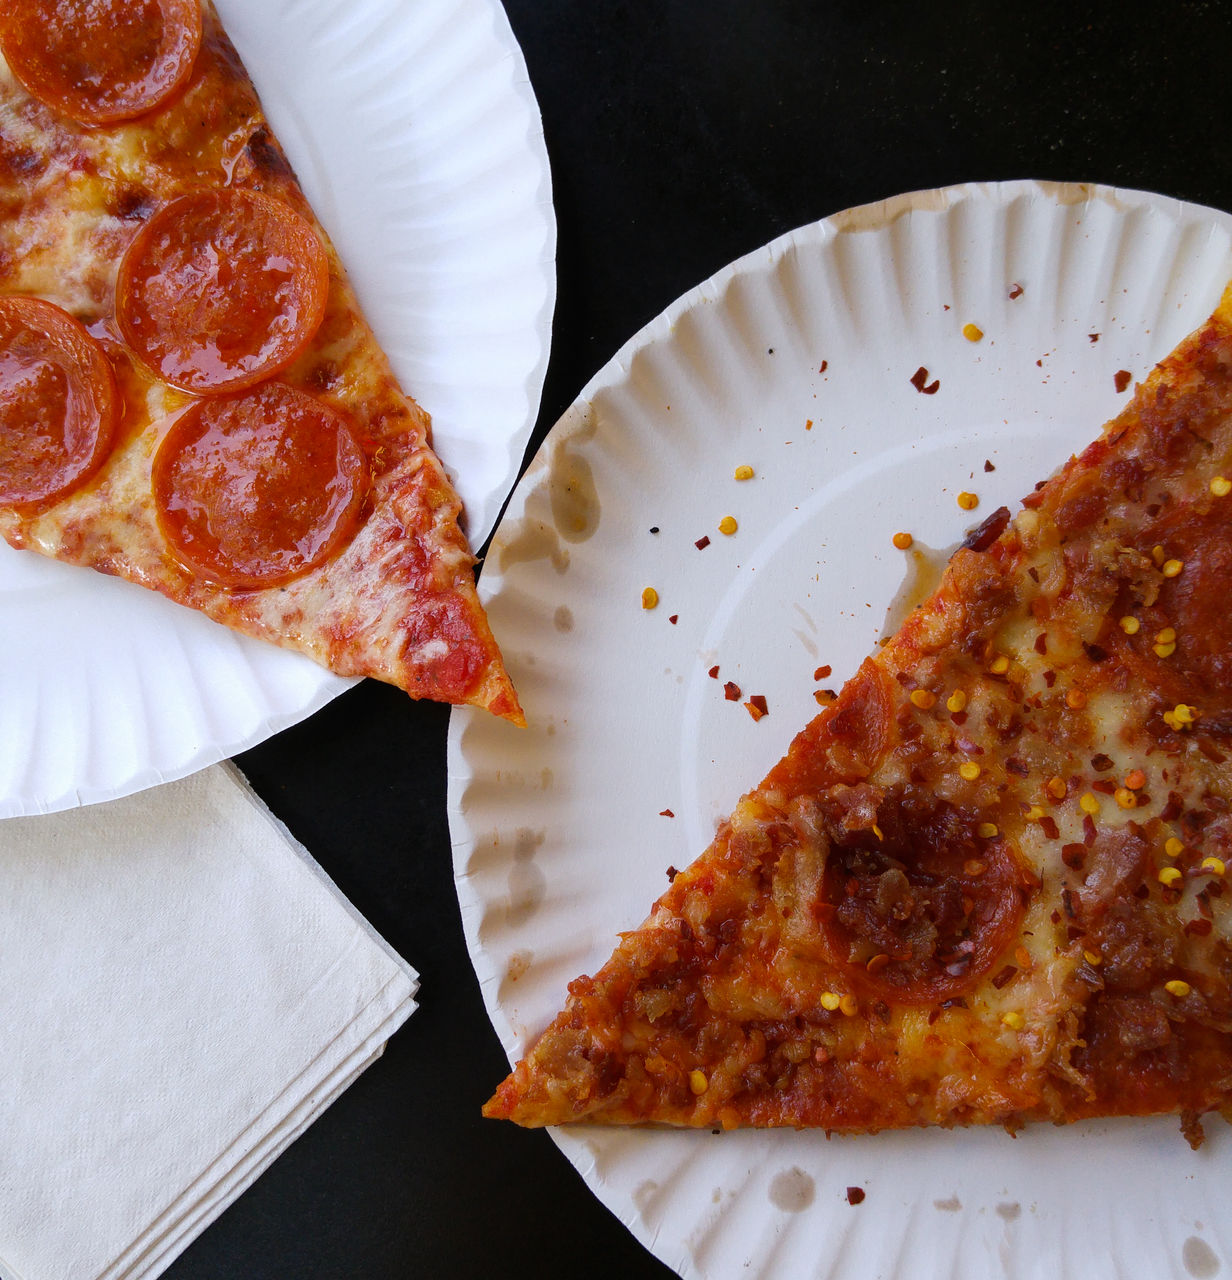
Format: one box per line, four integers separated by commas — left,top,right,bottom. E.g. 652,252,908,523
166,3,1232,1277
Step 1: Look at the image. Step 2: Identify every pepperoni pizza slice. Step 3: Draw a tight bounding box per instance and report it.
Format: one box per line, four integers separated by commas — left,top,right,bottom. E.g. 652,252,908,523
0,0,522,721
486,286,1232,1139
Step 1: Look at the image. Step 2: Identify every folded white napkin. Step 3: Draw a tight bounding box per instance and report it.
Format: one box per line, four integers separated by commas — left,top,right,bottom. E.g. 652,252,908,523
0,763,418,1280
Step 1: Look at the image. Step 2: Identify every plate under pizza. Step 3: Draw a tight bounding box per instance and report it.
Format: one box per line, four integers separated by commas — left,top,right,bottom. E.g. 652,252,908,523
449,181,1231,1280
0,0,555,819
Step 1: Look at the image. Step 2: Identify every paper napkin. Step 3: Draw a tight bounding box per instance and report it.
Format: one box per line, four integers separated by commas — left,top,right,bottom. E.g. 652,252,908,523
0,763,418,1280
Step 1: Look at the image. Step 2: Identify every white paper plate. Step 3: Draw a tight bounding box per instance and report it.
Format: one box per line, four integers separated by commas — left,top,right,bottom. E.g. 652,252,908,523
449,181,1232,1280
0,0,555,818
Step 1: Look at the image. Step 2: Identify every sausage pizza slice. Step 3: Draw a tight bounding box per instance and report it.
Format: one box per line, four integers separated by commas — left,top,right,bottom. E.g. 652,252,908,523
0,0,522,721
486,285,1232,1138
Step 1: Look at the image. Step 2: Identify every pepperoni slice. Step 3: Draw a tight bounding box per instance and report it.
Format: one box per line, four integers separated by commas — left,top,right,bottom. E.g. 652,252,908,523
0,0,202,126
152,383,368,589
818,794,1025,1003
117,189,330,395
0,297,119,511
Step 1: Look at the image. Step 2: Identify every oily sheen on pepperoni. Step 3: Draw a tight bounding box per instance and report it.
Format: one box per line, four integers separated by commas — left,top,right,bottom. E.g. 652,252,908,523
0,297,118,511
0,0,202,126
152,382,368,590
117,189,329,395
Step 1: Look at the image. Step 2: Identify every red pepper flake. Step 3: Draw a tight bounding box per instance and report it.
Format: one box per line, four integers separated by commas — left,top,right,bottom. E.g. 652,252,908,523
805,418,813,430
1039,815,1060,840
814,665,832,680
1061,843,1086,869
659,808,675,818
1089,333,1100,343
846,1186,866,1206
745,695,769,721
910,366,940,394
1091,779,1116,795
723,681,742,701
708,665,720,679
1185,917,1213,937
990,964,1018,989
1114,370,1132,393
983,459,995,472
1090,754,1114,772
819,360,828,373
1034,632,1048,655
666,865,680,881
695,535,711,550
1083,814,1097,846
961,505,1010,552
1008,283,1024,300
668,614,678,625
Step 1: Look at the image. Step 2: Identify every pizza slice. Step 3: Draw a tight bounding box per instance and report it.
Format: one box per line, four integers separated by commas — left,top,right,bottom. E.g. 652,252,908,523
0,0,522,722
485,285,1232,1139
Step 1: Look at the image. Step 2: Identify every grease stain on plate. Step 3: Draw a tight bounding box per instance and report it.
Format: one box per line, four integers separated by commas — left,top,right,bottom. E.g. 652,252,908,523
879,539,953,642
544,402,602,543
634,1178,673,1227
827,185,952,235
497,518,571,573
549,443,602,543
506,827,546,926
768,1167,815,1213
1184,1237,1221,1278
791,604,820,657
